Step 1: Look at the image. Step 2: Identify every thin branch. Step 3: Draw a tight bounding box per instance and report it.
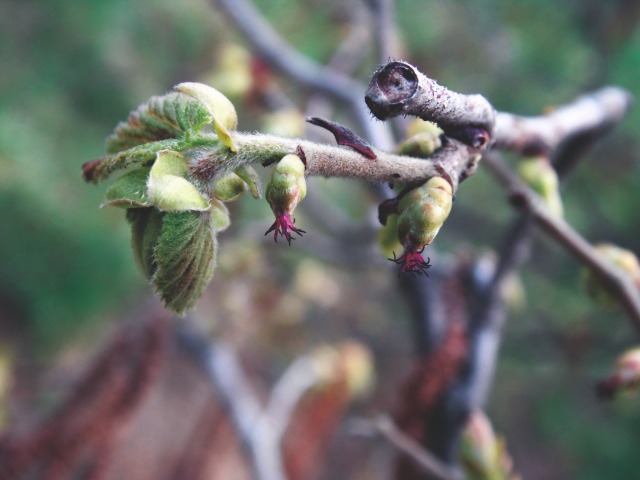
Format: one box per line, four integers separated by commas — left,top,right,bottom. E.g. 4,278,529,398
368,0,400,63
176,328,286,480
483,153,640,335
212,0,393,148
177,327,347,480
351,415,464,480
365,61,496,135
466,215,533,408
187,132,480,194
493,86,633,154
263,356,324,443
304,0,374,139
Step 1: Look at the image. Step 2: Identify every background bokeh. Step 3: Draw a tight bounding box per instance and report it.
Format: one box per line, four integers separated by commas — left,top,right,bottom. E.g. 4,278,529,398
1,0,640,478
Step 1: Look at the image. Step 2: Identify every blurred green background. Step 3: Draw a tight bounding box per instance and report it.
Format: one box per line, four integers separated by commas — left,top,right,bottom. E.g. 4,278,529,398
1,0,640,478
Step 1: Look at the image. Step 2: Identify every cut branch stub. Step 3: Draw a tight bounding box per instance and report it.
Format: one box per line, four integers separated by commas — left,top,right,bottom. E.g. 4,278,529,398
365,61,496,144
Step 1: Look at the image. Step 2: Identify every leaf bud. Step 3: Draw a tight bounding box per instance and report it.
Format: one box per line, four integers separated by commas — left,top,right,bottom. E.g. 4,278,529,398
212,171,249,202
460,410,517,480
583,243,640,307
233,165,262,199
398,132,442,158
518,156,563,217
597,347,640,399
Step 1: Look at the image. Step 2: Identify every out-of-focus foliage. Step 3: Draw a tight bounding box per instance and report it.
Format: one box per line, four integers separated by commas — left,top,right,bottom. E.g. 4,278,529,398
1,0,640,478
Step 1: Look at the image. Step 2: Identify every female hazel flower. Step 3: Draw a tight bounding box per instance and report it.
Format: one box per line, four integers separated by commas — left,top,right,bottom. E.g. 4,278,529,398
391,176,453,275
265,154,307,245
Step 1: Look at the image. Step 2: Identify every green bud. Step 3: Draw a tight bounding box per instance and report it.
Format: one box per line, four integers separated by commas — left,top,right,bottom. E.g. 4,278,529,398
377,213,403,259
266,154,307,215
405,119,443,138
265,154,307,244
397,176,453,251
212,171,249,202
147,150,210,211
398,132,442,158
207,43,253,100
583,243,640,307
175,82,239,152
518,156,563,217
260,109,306,137
460,411,516,480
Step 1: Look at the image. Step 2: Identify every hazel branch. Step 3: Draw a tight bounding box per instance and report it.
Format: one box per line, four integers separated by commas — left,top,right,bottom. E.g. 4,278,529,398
212,0,392,147
188,131,479,193
365,61,496,136
493,86,634,155
351,415,464,480
483,153,640,334
364,61,632,156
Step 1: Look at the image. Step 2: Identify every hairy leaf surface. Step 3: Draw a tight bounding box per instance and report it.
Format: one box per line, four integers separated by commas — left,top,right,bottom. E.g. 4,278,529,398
106,92,212,154
152,210,216,314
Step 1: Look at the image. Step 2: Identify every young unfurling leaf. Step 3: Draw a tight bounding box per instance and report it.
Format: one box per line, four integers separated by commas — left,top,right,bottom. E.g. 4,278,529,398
147,150,210,211
83,84,240,184
106,92,212,154
175,82,239,152
102,167,151,208
128,207,163,279
152,210,217,315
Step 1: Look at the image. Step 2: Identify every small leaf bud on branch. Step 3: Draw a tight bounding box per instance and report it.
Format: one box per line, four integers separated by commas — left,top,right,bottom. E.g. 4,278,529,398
597,347,640,399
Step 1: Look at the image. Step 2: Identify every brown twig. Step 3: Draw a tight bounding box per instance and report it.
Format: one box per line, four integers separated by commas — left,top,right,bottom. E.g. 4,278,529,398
352,415,464,480
191,131,482,194
483,153,640,335
212,0,392,147
493,86,633,155
365,61,496,135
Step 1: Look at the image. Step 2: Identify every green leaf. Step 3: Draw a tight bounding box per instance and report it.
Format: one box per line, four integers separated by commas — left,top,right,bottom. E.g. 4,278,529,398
147,150,210,211
152,210,216,314
106,92,212,154
234,165,262,199
102,167,151,208
83,138,182,184
175,82,239,152
127,208,163,278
